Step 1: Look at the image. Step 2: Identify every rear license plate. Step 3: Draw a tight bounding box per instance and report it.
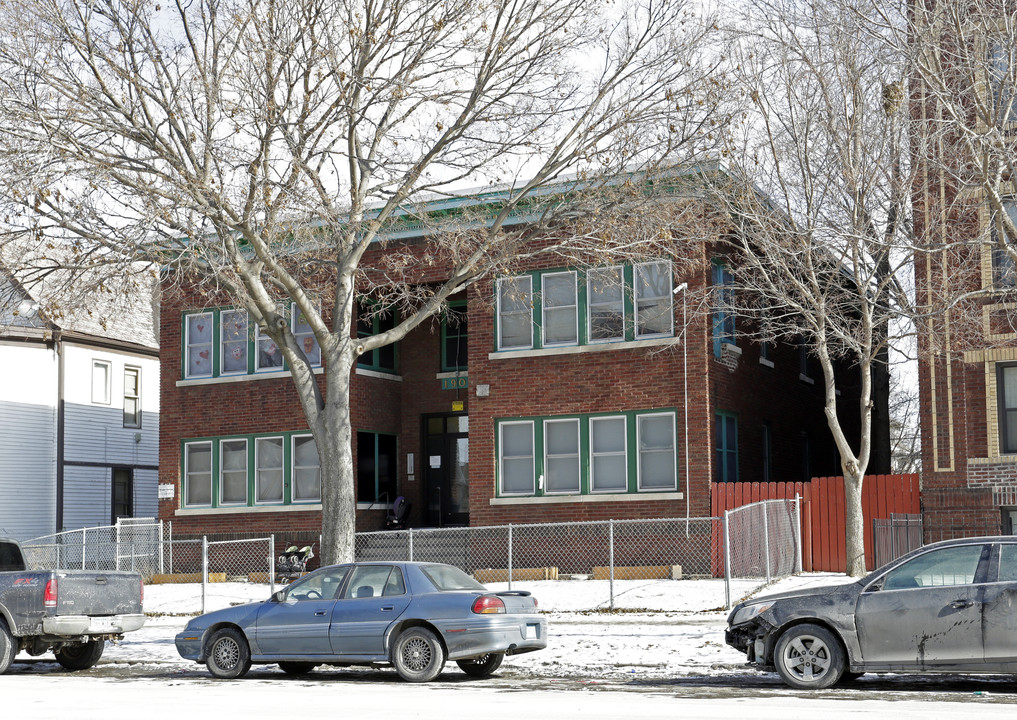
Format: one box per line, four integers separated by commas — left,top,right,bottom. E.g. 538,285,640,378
523,623,539,640
89,616,117,632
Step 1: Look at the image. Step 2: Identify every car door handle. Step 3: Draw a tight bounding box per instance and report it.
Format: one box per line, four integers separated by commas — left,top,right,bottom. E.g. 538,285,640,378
314,610,328,616
950,599,973,609
381,606,394,611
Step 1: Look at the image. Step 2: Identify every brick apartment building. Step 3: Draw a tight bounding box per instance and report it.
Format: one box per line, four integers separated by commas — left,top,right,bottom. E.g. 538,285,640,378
157,197,863,540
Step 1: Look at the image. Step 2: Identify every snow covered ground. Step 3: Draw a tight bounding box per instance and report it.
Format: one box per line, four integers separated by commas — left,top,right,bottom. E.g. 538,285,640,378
9,572,1017,719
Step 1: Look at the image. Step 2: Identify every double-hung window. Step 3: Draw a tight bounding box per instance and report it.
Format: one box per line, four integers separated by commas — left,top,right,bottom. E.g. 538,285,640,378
357,304,397,372
999,363,1017,454
992,199,1017,289
541,272,578,346
255,437,284,504
185,441,213,506
587,266,626,342
637,413,677,490
292,306,321,366
499,421,535,495
185,312,214,378
220,309,249,375
716,412,738,483
292,435,322,502
544,419,580,493
123,367,141,428
256,307,285,372
635,262,673,338
441,302,468,372
712,261,736,357
590,416,628,492
357,432,398,503
497,277,533,350
92,360,111,405
220,439,248,505
991,41,1017,126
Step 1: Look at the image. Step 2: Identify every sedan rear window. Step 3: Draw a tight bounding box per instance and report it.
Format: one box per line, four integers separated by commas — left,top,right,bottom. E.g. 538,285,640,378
420,564,486,591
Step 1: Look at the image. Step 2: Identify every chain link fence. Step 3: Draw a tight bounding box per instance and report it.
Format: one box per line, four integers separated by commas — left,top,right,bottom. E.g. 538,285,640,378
722,498,802,609
21,504,801,613
873,513,923,569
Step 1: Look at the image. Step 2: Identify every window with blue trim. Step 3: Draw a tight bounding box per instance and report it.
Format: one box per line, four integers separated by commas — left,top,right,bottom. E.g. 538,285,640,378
712,261,736,358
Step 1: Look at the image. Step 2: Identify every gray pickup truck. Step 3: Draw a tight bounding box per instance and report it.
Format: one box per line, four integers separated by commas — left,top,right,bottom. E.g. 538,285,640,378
0,537,144,673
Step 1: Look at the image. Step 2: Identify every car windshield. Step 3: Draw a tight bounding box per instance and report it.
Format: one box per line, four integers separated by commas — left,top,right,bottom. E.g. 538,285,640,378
420,564,486,591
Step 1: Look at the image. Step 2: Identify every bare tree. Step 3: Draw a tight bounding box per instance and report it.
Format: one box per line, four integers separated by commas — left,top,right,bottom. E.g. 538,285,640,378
716,0,912,575
0,0,726,563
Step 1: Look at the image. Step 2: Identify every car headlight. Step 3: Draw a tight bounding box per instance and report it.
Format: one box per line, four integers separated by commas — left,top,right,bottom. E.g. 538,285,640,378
731,601,775,626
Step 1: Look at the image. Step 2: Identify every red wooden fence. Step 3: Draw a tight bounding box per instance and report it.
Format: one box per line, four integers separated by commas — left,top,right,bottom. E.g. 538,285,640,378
710,474,921,572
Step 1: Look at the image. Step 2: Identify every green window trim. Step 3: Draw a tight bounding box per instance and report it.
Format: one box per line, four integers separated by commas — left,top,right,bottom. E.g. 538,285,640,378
356,303,399,373
357,431,399,504
715,411,738,483
182,304,321,380
494,261,675,353
181,431,321,509
440,301,468,373
495,409,680,498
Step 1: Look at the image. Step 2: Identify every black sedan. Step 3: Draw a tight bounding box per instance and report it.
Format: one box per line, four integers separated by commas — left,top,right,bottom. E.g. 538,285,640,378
176,561,546,682
726,536,1017,688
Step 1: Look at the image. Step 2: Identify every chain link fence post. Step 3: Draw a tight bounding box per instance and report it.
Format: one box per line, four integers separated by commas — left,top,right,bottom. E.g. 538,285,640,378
270,535,276,596
723,510,732,610
794,495,803,573
507,524,513,591
609,519,615,611
408,528,414,562
763,505,771,585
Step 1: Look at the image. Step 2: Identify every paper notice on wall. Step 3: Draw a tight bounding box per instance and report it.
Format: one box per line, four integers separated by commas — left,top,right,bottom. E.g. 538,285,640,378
429,456,441,469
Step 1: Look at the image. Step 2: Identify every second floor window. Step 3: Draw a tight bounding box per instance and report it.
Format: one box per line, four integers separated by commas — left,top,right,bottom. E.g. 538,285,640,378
999,363,1017,454
357,305,397,372
123,367,141,428
712,261,736,357
992,199,1017,289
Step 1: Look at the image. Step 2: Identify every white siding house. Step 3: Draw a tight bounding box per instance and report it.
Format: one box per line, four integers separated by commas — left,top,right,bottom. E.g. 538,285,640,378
0,263,159,541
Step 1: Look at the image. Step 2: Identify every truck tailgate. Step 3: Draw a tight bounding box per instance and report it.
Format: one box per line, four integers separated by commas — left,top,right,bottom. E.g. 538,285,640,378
55,571,143,615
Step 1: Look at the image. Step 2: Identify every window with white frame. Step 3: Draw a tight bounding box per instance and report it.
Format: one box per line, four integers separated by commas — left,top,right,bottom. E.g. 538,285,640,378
590,416,627,492
255,437,284,503
637,413,677,490
499,421,535,494
185,312,214,378
220,439,248,505
541,271,578,346
991,199,1017,288
220,309,249,375
544,418,580,493
587,266,626,342
292,435,322,502
255,318,284,372
634,262,673,338
91,359,111,405
991,41,1017,125
184,441,213,506
497,276,533,350
123,367,141,428
998,364,1017,454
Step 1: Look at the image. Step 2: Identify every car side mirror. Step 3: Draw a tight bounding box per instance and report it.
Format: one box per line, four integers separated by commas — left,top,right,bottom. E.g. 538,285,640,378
271,590,287,603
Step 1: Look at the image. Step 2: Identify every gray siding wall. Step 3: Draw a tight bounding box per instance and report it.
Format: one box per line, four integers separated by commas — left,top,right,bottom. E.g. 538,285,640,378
133,468,158,518
0,400,56,540
63,404,158,466
63,465,111,530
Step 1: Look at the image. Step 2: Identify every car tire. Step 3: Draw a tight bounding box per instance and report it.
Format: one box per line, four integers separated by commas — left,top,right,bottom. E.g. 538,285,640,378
773,623,845,690
392,627,445,682
205,627,252,679
456,652,505,678
0,621,16,675
55,640,104,671
277,662,317,675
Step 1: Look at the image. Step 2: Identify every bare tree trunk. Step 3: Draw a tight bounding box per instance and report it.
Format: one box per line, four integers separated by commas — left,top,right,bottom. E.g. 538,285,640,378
844,472,867,576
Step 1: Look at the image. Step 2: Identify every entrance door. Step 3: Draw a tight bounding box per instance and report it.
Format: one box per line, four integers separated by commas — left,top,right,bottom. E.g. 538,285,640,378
112,468,133,523
423,414,469,526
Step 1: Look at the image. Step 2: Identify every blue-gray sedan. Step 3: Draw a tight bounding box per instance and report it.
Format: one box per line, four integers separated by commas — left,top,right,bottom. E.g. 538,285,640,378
175,561,547,682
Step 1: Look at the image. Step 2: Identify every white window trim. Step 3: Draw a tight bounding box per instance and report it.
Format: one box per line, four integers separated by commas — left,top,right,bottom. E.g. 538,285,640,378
634,261,674,339
590,415,628,493
220,308,250,377
498,420,535,496
218,438,249,506
184,441,213,508
185,311,214,379
587,265,626,344
636,412,678,492
254,436,285,505
541,270,579,348
543,418,581,495
497,276,533,351
123,366,141,428
255,323,285,373
291,434,322,503
91,359,112,405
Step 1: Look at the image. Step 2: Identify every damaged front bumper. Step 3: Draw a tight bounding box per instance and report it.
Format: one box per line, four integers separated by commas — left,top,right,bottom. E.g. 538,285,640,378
725,620,775,666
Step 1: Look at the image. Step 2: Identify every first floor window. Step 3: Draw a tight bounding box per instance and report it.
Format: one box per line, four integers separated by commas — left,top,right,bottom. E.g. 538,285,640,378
220,439,248,504
716,412,738,483
185,441,213,506
499,421,535,494
544,419,580,493
255,437,284,503
293,435,321,502
590,416,627,492
999,364,1017,454
637,413,677,490
357,432,398,503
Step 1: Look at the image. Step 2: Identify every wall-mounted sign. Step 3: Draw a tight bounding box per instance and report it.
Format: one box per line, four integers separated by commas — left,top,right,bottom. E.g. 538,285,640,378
158,484,175,500
441,376,468,390
452,400,464,412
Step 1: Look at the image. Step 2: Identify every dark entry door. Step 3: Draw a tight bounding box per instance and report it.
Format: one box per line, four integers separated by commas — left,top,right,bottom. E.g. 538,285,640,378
112,467,133,523
423,414,469,526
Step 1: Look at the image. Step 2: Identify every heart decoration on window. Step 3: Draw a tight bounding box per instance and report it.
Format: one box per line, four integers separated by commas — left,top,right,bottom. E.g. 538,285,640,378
199,350,209,359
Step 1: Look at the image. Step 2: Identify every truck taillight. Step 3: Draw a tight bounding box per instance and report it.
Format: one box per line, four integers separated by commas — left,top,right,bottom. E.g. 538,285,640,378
44,578,57,608
472,596,505,614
